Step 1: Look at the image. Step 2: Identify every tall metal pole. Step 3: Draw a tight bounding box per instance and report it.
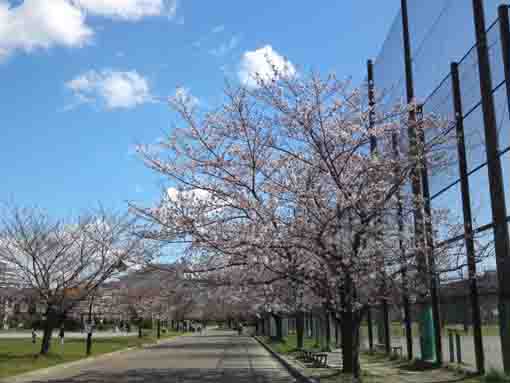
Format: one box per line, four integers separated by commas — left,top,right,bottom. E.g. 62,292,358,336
400,0,427,278
499,5,510,117
367,59,391,356
416,105,443,365
367,60,377,154
473,0,510,373
392,130,413,361
451,62,485,374
366,61,380,352
401,0,441,363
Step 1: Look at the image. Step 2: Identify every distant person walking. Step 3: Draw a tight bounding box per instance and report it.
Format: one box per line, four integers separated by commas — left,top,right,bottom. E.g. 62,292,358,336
59,325,65,345
31,328,37,344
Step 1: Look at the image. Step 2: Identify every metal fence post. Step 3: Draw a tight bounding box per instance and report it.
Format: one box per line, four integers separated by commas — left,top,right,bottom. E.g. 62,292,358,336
451,61,485,374
498,5,510,117
367,58,392,357
473,0,510,373
401,2,435,363
367,59,377,153
416,105,443,365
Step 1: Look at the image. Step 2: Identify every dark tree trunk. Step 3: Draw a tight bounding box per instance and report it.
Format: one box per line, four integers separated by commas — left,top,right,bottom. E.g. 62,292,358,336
40,308,58,355
341,310,362,378
341,310,354,374
340,275,362,378
86,333,92,356
335,317,340,347
138,320,143,338
273,314,283,341
325,311,331,351
296,311,305,349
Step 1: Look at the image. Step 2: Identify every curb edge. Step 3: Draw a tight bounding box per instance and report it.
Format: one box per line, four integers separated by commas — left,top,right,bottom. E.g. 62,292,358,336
253,336,317,383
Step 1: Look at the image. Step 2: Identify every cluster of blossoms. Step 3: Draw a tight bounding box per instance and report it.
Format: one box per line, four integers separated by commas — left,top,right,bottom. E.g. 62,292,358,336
134,71,460,376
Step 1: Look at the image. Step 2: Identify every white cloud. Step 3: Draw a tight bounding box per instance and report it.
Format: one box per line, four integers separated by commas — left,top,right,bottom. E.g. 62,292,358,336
209,35,240,57
72,0,177,20
238,45,296,88
0,0,177,59
0,0,92,59
66,70,152,109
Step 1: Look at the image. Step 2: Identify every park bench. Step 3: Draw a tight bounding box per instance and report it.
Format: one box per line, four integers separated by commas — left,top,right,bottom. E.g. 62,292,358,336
296,349,328,367
374,343,403,357
391,345,403,357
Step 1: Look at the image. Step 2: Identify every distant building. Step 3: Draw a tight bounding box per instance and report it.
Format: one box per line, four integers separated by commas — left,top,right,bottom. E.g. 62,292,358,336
0,261,18,289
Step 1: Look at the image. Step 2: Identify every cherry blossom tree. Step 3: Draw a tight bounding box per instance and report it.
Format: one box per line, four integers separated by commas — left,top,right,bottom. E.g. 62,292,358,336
133,70,450,379
0,205,147,354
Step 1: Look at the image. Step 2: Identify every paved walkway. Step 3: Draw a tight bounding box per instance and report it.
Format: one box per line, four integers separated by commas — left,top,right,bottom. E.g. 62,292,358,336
19,330,296,383
362,334,503,371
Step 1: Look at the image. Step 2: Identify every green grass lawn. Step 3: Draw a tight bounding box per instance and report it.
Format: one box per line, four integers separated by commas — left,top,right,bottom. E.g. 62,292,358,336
261,334,325,355
0,330,181,378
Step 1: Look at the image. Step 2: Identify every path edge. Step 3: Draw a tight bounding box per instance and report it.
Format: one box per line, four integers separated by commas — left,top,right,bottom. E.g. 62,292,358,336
253,336,317,383
0,335,184,383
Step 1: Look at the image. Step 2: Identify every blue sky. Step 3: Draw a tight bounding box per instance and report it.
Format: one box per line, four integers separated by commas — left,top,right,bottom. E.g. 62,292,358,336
0,0,401,215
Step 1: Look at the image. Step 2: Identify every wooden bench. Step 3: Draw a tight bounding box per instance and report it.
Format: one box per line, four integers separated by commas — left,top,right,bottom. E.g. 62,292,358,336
312,352,328,367
296,349,328,367
391,345,403,357
374,343,403,357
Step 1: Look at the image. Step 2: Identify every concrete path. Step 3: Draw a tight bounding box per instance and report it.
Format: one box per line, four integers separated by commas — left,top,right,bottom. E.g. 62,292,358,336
363,335,503,371
20,330,296,383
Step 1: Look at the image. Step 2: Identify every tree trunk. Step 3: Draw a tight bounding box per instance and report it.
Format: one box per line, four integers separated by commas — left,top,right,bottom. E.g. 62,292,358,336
314,316,320,346
341,310,362,378
325,311,331,351
335,317,340,347
296,311,305,349
40,309,57,355
273,314,283,341
341,310,354,374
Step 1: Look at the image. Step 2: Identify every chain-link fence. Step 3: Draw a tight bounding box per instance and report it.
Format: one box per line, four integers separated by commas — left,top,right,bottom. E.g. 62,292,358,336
365,0,510,373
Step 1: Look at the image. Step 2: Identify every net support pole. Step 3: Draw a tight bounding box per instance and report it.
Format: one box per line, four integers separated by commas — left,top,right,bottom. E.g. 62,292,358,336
451,61,485,375
416,105,443,365
401,0,442,364
367,59,391,356
473,0,510,373
498,5,510,118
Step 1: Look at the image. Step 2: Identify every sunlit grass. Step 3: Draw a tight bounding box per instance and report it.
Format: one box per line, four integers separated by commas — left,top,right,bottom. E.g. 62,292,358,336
0,330,181,378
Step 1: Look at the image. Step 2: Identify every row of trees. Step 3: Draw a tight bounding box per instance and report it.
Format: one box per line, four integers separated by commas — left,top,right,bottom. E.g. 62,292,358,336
133,69,472,381
0,68,483,382
0,206,150,354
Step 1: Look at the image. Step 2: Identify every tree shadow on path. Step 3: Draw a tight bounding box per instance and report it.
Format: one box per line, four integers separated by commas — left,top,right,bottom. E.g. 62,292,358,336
32,368,293,383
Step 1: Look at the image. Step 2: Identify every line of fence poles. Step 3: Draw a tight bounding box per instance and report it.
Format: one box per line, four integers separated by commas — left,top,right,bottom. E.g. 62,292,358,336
365,0,510,374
